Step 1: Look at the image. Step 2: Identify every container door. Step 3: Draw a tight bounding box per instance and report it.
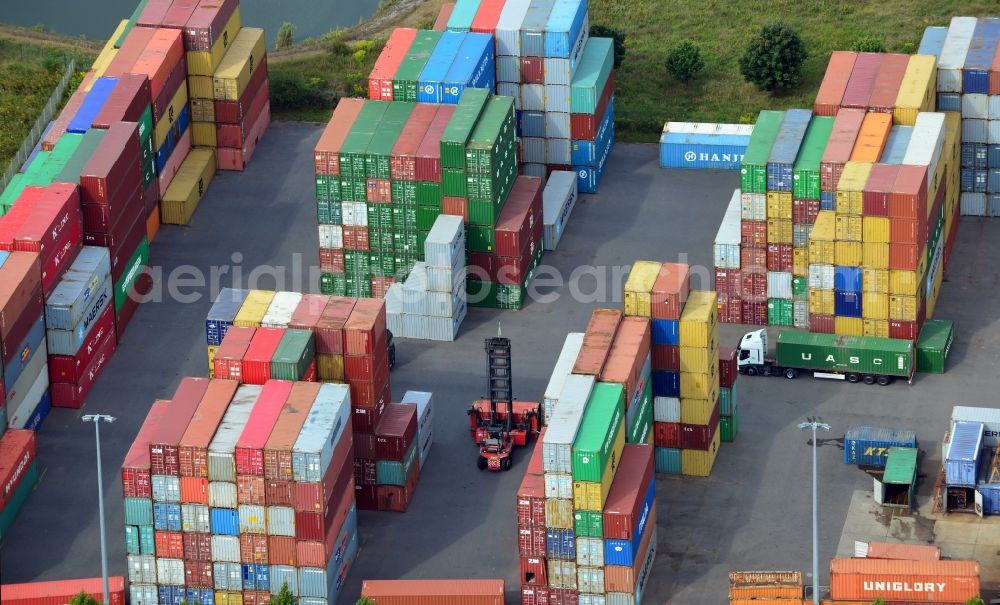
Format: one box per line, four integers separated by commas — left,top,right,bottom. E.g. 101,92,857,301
873,477,884,505
975,489,984,517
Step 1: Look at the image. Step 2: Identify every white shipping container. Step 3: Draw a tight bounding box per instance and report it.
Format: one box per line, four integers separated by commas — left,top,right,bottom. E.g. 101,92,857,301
130,584,158,605
546,111,571,140
181,504,210,533
547,138,571,164
808,264,835,290
424,215,465,267
127,555,157,585
151,475,180,503
936,17,976,93
794,300,810,329
576,537,605,567
384,283,404,314
208,385,261,482
577,566,606,594
963,94,989,120
902,112,946,200
261,291,302,328
211,535,241,563
497,56,521,83
213,562,242,592
317,225,343,249
664,122,754,136
393,313,430,340
495,0,532,56
988,120,1000,145
543,332,586,423
156,558,185,586
579,595,607,605
965,118,988,144
292,383,351,482
425,283,465,317
341,201,368,227
5,361,48,430
239,505,266,534
961,192,986,216
401,390,433,453
767,271,792,299
522,84,545,112
990,97,1000,120
208,481,237,508
544,472,574,499
544,57,572,86
654,396,681,423
545,84,571,113
498,82,521,110
714,189,742,270
543,374,595,473
952,405,1000,447
426,265,465,293
543,170,578,252
522,137,546,164
386,311,404,338
425,301,466,341
741,192,766,221
402,262,428,315
548,559,578,590
267,506,296,537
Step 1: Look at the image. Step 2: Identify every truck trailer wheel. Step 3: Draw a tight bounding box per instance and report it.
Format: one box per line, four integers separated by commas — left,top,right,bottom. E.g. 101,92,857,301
877,375,892,386
784,368,798,379
863,374,876,385
846,373,860,383
746,367,758,376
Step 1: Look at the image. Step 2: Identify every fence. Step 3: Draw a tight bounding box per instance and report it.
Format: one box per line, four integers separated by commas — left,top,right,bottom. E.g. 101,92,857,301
0,58,76,194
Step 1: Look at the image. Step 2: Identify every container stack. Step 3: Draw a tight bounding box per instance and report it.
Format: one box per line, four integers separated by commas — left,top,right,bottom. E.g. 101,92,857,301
122,378,359,605
541,170,578,250
950,406,1000,515
941,419,987,514
829,559,980,603
718,346,739,443
728,571,803,605
0,429,39,539
400,390,434,469
353,402,421,512
386,214,468,341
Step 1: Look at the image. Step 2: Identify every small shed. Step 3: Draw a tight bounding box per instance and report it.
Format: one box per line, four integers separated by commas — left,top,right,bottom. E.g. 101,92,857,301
874,447,917,510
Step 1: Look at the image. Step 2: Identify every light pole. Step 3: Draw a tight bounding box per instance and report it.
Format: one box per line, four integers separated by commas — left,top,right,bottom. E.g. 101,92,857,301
83,414,116,605
798,418,830,605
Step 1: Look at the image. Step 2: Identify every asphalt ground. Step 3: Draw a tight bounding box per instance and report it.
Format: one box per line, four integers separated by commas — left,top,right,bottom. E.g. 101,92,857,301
3,122,999,603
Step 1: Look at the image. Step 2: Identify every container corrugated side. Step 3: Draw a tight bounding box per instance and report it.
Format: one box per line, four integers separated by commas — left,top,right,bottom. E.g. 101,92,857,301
937,17,977,93
766,108,812,192
361,579,505,603
740,111,785,193
207,385,261,482
292,383,351,482
543,332,585,418
494,0,531,56
570,38,613,114
542,374,594,474
714,189,741,270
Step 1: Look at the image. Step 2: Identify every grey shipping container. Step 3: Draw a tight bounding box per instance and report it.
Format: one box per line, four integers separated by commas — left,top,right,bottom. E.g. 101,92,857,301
45,275,111,356
547,138,571,164
522,84,545,112
181,503,210,533
151,475,180,503
546,111,571,139
937,93,961,112
209,481,237,508
207,385,261,482
495,0,532,56
522,111,546,138
545,83,571,113
767,108,813,192
542,170,578,251
497,56,520,82
520,0,556,58
292,383,351,482
267,506,296,537
270,565,299,596
211,535,241,562
205,288,249,346
214,562,242,592
522,137,546,164
127,555,157,584
498,82,521,110
43,247,111,330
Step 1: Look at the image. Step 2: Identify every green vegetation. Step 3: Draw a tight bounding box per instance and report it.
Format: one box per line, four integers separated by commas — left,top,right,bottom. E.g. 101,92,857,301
68,591,99,605
739,21,808,92
852,34,887,53
665,40,704,84
268,582,296,605
356,598,377,605
590,24,626,68
276,22,297,50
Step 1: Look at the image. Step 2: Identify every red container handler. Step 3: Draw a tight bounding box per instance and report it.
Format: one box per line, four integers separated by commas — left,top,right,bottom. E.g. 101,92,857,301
813,51,857,116
650,262,690,320
414,104,457,182
0,578,126,605
241,328,285,385
494,176,543,259
314,98,365,177
293,421,354,513
373,403,417,461
262,381,320,481
314,297,355,355
681,405,721,450
215,56,269,124
49,328,117,408
217,101,271,171
48,304,115,384
178,379,240,477
234,379,294,476
654,422,682,448
368,28,418,101
820,108,866,192
80,121,142,206
214,326,256,381
183,532,212,561
240,533,269,564
148,377,211,476
571,71,615,140
0,429,37,511
344,298,387,356
719,346,738,389
121,399,170,498
390,103,438,181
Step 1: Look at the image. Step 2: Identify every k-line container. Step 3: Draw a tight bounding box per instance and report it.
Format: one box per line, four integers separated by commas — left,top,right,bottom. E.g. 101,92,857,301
659,123,753,171
542,374,594,474
814,51,857,116
741,110,784,193
178,379,240,477
149,378,211,476
207,385,262,482
829,558,980,603
843,426,917,467
937,17,977,93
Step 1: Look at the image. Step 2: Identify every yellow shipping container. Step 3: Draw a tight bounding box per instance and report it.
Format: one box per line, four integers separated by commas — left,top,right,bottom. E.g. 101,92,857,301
234,290,275,327
893,54,937,125
679,344,717,374
835,162,872,216
863,217,890,243
835,241,863,266
679,364,719,401
767,191,793,220
862,242,889,269
862,268,889,293
545,497,573,529
87,20,128,89
767,218,793,244
190,98,216,122
680,397,716,425
207,345,218,378
192,122,218,147
681,433,720,477
215,593,243,605
890,270,920,296
809,241,835,265
624,260,662,317
835,215,863,242
572,443,617,511
187,6,243,76
863,319,889,338
810,211,836,240
154,83,190,148
679,291,718,347
214,27,266,101
889,295,919,321
809,289,834,315
189,75,215,99
317,353,345,382
162,149,216,225
835,316,864,337
862,291,889,320
793,248,809,275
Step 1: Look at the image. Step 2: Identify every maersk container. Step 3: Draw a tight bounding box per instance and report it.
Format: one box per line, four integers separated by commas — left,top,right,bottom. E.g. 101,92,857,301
946,421,984,486
740,111,785,194
792,116,835,199
572,382,626,482
918,26,948,56
446,0,482,32
881,126,914,165
571,38,613,114
544,0,586,58
519,0,555,57
713,189,741,270
843,426,917,467
937,17,977,93
543,374,595,474
659,122,753,170
44,247,112,330
417,31,465,103
767,108,812,192
774,331,914,378
495,0,531,56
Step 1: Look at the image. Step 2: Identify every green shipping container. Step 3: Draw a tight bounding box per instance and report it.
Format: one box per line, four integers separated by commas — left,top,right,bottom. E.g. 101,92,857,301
416,181,442,207
774,330,914,377
124,497,154,526
1,174,26,213
369,252,397,277
114,237,149,314
369,227,393,253
117,0,149,48
792,116,835,199
393,31,443,102
366,102,416,179
339,102,390,179
654,447,682,475
792,275,808,300
465,97,516,175
441,168,468,197
376,441,419,486
440,88,490,170
318,199,342,225
315,175,341,202
392,205,417,230
345,279,373,298
720,407,738,443
767,298,793,327
916,319,953,374
392,230,419,254
719,385,737,416
570,38,614,114
468,197,501,227
391,180,418,205
466,224,494,253
571,382,626,482
125,524,155,555
416,206,441,230
271,329,315,380
574,510,603,539
626,381,653,444
320,272,347,295
740,110,785,194
55,129,106,184
0,462,39,540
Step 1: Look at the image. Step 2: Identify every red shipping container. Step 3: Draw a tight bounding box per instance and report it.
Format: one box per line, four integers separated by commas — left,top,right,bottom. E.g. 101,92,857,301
0,429,37,511
81,181,144,240
651,344,680,372
654,422,682,448
179,476,208,504
347,354,390,405
178,379,239,477
494,248,535,286
890,217,926,247
370,276,394,298
766,243,793,272
214,326,255,381
376,460,419,512
80,121,142,206
242,592,269,605
183,532,212,561
149,378,211,476
295,459,353,540
265,479,293,507
314,296,355,355
471,0,505,33
719,346,738,389
137,0,172,26
353,392,387,434
516,471,546,528
314,98,365,176
600,318,652,408
151,58,188,123
354,457,378,486
604,508,657,593
717,294,743,324
49,328,115,408
740,221,767,248
520,556,547,586
374,403,417,461
432,3,454,30
267,535,295,566
106,27,156,75
713,268,740,297
813,51,857,116
47,304,115,384
863,163,900,217
184,0,239,51
288,294,330,332
603,444,654,541
184,560,213,588
241,328,285,385
345,298,387,356
390,104,438,181
810,314,835,334
216,101,270,171
840,52,883,109
0,190,41,248
521,57,544,84
650,262,690,320
362,579,506,604
741,300,767,326
792,198,821,224
0,577,126,605
263,382,320,481
237,475,266,505
740,271,766,302
240,533,269,564
342,226,371,251
0,251,42,353
521,586,551,605
467,251,498,283
518,526,547,557
495,176,543,258
681,405,721,450
11,184,83,296
121,399,170,498
355,483,378,510
572,309,622,376
442,196,468,223
571,71,615,140
216,81,270,148
367,28,418,100
131,28,185,100
889,243,920,271
235,379,294,476
93,74,152,129
820,108,866,191
215,58,269,124
889,320,919,341
414,104,457,182
297,481,356,567
829,559,980,603
293,421,354,513
155,531,184,559
867,53,910,113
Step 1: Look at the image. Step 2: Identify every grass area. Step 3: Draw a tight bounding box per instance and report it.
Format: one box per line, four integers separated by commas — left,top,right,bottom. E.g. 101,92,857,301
0,32,95,168
594,0,999,142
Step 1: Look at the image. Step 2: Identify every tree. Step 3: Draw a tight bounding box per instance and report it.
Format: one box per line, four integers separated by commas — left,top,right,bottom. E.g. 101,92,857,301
268,581,296,605
69,591,99,605
852,35,886,53
964,598,985,605
872,598,886,605
590,25,626,68
276,22,296,51
665,40,705,84
356,598,378,605
739,21,808,92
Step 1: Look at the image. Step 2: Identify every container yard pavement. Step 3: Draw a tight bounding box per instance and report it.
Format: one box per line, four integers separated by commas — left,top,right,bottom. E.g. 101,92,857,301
2,122,1000,603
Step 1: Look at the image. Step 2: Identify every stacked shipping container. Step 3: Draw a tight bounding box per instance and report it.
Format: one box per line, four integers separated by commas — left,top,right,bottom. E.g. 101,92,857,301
948,406,1000,514
0,429,39,538
541,170,577,250
659,122,754,171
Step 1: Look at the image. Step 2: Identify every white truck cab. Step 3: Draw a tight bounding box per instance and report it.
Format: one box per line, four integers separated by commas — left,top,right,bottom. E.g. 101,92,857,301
737,329,768,369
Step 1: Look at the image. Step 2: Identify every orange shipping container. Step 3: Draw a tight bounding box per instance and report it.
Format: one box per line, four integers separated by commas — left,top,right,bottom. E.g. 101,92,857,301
867,54,911,113
650,262,690,320
314,99,366,177
0,577,126,605
262,382,320,481
599,317,652,408
850,113,892,163
267,536,296,566
360,579,505,604
572,309,622,375
155,531,184,559
131,28,185,100
814,51,858,116
729,571,804,600
180,476,208,504
178,379,240,477
829,558,980,603
864,542,941,561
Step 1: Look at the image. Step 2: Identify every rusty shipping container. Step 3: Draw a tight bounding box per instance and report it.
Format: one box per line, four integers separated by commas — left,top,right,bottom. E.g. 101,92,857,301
148,378,211,476
729,571,804,600
572,308,622,375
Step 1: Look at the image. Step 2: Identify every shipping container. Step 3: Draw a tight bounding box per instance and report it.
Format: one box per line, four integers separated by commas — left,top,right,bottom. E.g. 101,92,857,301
0,578,127,605
213,28,266,101
207,385,262,482
361,579,505,604
741,111,785,193
843,426,917,467
775,331,914,378
814,51,857,115
369,28,418,100
292,383,351,482
572,382,625,482
938,17,977,93
792,117,835,199
820,109,867,192
542,374,594,474
659,123,753,171
946,420,984,486
829,558,980,602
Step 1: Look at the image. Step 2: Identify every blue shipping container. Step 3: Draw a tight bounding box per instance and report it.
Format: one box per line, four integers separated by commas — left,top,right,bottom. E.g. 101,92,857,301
962,21,1000,95
4,313,45,393
546,528,576,560
937,93,961,113
844,426,918,467
575,116,615,194
155,105,191,172
962,168,988,193
834,290,862,317
651,370,679,398
882,127,914,165
68,77,119,134
19,121,55,173
158,586,185,605
205,288,250,346
659,126,752,170
417,31,465,104
962,142,988,169
21,390,51,433
571,98,615,166
604,479,655,566
543,0,586,58
979,482,1000,515
186,588,215,605
441,33,494,105
989,169,1000,194
243,563,270,591
820,191,836,211
834,266,863,293
918,26,948,56
651,319,679,346
210,508,240,535
154,503,182,531
766,109,813,192
946,421,984,486
521,111,545,138
989,145,1000,169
